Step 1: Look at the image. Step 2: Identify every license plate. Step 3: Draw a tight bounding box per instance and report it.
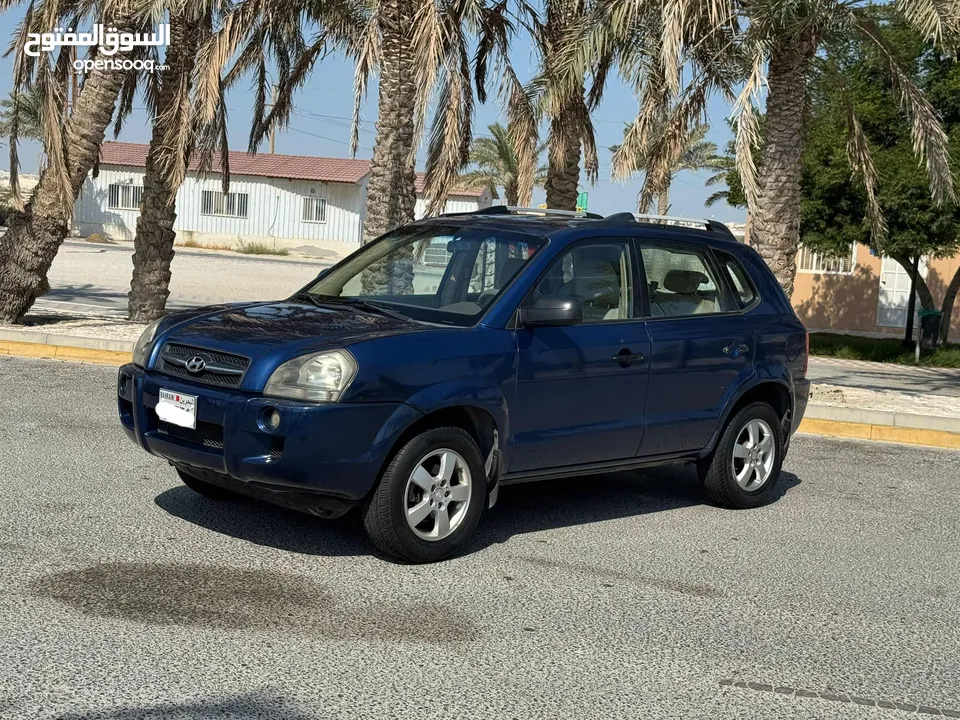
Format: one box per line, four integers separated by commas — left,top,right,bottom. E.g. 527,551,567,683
156,389,197,429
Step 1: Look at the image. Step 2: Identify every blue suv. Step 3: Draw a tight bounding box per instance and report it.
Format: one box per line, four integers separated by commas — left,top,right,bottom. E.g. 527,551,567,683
118,207,809,563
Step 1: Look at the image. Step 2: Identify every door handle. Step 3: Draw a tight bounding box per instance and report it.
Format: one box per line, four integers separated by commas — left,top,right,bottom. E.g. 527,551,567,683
613,348,644,366
722,343,750,356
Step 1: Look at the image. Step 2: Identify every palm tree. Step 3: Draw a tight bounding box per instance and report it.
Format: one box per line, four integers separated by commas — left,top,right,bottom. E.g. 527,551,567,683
519,0,598,211
127,11,212,323
459,122,547,205
561,0,957,298
0,87,43,141
0,1,146,324
610,121,723,214
196,0,505,248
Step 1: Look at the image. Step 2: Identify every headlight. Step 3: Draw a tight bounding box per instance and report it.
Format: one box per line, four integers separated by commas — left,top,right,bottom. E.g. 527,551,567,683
264,349,358,403
132,319,162,367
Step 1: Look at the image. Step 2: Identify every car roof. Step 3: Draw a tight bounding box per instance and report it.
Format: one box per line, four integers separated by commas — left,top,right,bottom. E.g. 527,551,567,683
413,207,743,247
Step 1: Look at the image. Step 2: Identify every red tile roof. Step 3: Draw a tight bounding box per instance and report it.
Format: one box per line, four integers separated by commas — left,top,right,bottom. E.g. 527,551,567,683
99,142,486,197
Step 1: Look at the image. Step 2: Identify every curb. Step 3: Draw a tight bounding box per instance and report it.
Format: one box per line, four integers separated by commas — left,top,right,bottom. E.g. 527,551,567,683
797,418,960,450
0,333,131,366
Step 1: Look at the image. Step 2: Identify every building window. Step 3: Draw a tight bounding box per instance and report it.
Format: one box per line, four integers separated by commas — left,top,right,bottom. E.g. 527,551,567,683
797,244,855,274
302,196,327,223
107,183,143,210
201,190,248,218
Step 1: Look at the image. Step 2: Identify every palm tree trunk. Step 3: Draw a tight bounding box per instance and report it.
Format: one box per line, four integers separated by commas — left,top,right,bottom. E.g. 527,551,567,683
0,62,128,323
504,181,519,207
657,186,670,215
938,265,960,345
544,111,581,210
128,20,199,323
360,0,417,294
748,38,815,300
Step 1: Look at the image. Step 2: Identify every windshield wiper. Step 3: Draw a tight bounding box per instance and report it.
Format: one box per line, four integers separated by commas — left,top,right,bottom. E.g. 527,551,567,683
307,294,413,323
290,291,326,309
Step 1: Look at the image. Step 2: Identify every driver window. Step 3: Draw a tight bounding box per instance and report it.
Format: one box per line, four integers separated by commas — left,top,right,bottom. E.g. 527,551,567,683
532,241,634,322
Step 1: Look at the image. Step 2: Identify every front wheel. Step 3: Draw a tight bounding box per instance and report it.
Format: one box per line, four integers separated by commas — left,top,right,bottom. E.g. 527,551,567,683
700,402,784,509
363,426,486,563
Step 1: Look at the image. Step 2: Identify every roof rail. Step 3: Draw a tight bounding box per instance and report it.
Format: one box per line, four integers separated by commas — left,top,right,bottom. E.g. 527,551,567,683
447,205,604,220
596,212,738,240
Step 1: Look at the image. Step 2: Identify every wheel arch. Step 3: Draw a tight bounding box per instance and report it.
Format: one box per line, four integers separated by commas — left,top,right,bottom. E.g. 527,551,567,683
370,386,507,501
707,378,793,455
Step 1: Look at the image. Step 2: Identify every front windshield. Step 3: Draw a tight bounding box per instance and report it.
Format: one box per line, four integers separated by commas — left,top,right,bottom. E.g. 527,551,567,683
301,224,545,326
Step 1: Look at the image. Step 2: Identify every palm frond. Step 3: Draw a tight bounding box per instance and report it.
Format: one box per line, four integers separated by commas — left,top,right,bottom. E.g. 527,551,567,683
851,13,956,204
840,80,888,246
730,43,766,213
895,0,960,45
351,13,379,158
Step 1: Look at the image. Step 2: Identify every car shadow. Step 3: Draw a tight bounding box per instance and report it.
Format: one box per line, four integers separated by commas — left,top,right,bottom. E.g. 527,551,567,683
154,469,801,561
467,467,801,554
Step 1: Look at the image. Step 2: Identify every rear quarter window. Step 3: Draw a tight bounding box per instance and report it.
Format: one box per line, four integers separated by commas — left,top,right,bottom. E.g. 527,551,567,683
715,251,758,309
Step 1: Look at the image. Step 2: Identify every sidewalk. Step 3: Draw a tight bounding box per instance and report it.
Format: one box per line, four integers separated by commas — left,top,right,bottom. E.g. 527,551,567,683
807,356,960,397
1,316,959,448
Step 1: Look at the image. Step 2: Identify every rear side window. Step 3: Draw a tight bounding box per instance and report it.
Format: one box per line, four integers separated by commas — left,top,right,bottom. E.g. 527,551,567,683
716,251,758,308
640,245,728,317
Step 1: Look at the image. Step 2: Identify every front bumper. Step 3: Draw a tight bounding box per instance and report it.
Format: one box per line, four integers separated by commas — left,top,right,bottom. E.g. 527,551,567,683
117,363,419,503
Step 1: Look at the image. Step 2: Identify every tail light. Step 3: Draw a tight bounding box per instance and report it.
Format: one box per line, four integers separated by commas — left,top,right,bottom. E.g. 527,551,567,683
802,332,809,377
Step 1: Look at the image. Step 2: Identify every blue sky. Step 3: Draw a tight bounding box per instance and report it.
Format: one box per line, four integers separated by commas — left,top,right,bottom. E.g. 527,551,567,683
0,6,744,221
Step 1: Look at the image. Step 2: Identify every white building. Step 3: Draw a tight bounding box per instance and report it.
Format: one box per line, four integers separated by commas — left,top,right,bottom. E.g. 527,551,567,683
73,142,492,261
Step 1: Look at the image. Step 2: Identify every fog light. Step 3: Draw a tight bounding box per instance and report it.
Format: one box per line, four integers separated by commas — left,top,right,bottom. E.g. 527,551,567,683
261,408,281,432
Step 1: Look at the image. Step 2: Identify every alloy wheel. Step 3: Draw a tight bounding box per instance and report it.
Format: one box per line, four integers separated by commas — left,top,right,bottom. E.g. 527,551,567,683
403,449,472,541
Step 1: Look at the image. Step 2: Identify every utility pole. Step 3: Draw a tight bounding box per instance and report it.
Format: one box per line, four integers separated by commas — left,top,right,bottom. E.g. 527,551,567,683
268,84,277,154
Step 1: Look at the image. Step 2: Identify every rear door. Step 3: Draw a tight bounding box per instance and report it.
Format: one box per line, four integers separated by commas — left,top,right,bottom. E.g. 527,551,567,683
636,240,753,457
510,238,651,473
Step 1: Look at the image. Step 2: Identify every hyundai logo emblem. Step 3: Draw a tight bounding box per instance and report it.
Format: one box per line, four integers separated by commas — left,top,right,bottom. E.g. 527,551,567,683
184,356,207,374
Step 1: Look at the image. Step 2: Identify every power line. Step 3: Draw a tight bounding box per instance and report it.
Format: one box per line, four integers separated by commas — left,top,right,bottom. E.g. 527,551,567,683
287,125,372,152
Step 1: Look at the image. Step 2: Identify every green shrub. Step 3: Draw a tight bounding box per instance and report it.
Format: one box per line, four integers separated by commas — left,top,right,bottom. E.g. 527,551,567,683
809,333,960,368
235,240,289,256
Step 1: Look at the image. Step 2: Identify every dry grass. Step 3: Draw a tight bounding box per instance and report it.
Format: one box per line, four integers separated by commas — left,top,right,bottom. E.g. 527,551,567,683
235,240,289,256
176,237,234,251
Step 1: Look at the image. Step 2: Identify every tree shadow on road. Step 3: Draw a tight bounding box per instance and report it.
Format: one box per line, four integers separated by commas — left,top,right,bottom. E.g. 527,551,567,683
155,468,801,560
52,690,321,719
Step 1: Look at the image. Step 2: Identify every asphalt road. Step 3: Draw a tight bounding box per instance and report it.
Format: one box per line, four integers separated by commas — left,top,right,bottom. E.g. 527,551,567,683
38,241,329,318
1,356,959,720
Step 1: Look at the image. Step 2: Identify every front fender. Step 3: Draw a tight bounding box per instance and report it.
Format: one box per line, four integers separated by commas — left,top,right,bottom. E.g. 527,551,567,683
403,380,510,448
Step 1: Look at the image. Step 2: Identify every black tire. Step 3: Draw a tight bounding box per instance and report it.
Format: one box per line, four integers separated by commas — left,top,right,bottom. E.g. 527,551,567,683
700,402,784,509
363,426,486,563
177,468,239,501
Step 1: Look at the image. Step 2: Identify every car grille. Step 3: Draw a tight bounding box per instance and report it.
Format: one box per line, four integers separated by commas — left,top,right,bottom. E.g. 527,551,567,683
157,343,250,388
156,419,224,449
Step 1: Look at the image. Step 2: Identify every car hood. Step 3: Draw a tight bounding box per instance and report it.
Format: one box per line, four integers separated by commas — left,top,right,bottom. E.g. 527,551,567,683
154,300,425,363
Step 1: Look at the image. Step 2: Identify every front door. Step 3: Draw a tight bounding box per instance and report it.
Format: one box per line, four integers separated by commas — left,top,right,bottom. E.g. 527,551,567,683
509,239,651,473
636,242,753,457
877,256,928,328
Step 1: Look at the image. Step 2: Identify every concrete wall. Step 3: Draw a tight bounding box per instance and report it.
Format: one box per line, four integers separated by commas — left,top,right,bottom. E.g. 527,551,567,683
74,165,366,257
790,243,960,339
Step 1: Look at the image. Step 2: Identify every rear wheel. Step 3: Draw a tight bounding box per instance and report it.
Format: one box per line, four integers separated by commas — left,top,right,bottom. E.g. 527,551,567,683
363,426,486,563
700,402,783,508
176,468,239,501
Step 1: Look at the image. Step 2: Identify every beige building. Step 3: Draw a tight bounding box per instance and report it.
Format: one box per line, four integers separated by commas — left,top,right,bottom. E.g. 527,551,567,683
788,243,960,339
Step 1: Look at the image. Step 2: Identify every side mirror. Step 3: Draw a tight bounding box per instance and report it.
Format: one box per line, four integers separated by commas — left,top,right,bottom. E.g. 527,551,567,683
518,295,582,327
316,267,330,280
